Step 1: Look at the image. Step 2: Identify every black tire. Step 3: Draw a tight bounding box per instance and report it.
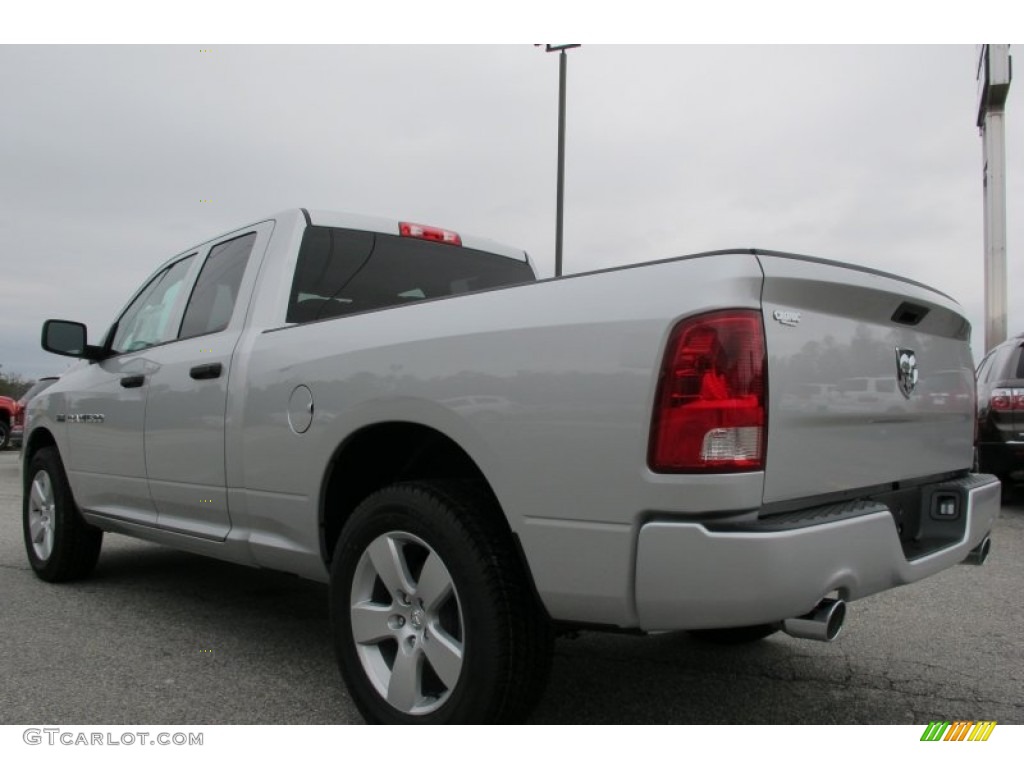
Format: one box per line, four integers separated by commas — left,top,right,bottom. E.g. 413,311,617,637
330,480,552,724
0,420,9,450
688,623,780,645
23,447,103,582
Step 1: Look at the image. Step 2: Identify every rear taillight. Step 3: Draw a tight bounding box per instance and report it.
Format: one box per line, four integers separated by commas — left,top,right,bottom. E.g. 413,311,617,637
991,388,1024,412
649,309,766,473
399,221,462,246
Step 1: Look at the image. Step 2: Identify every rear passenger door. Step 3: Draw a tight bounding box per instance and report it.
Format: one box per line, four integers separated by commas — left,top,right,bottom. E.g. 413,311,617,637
144,222,272,540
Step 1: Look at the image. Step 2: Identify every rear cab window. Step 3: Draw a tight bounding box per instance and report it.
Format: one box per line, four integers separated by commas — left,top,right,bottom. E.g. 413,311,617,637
286,226,534,324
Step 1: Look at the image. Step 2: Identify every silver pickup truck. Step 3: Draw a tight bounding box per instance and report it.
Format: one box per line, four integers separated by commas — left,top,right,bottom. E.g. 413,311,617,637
23,208,999,723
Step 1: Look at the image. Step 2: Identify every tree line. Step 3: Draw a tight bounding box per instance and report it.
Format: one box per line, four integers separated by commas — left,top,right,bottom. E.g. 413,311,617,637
0,369,34,399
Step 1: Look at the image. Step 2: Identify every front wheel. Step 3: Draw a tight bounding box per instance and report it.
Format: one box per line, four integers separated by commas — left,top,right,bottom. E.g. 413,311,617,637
23,447,103,582
0,420,9,450
330,481,552,724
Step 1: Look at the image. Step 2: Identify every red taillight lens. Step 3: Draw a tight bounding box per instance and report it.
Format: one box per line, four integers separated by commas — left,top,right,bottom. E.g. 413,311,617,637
649,309,767,473
399,221,462,246
991,388,1024,411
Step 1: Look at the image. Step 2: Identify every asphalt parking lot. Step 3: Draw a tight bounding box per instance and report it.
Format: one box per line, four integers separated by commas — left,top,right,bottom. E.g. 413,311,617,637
0,449,1021,725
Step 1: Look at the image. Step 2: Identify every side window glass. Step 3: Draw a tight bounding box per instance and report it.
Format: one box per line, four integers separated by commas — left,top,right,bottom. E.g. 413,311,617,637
179,232,257,339
110,255,195,354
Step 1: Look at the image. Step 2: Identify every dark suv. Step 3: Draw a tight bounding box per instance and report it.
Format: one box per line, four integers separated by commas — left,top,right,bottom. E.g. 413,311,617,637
976,334,1024,483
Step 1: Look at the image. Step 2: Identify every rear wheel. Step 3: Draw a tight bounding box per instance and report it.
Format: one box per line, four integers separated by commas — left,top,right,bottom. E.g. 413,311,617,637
688,623,780,645
0,420,9,450
23,447,103,582
330,481,552,723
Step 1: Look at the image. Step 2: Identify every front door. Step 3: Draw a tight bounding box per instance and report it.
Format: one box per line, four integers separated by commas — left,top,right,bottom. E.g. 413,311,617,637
63,254,196,525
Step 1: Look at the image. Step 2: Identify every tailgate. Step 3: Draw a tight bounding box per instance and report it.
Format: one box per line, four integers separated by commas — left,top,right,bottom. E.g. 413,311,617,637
758,253,975,505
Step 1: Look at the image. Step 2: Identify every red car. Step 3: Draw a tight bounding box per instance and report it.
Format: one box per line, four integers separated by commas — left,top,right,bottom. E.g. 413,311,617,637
0,395,15,449
7,377,59,450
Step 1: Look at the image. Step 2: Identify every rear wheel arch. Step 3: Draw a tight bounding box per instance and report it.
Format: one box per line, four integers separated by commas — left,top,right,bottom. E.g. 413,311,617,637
319,422,508,567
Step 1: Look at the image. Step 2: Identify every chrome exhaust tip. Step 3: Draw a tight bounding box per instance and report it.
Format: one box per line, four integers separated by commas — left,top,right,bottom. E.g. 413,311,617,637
964,536,992,566
782,598,846,642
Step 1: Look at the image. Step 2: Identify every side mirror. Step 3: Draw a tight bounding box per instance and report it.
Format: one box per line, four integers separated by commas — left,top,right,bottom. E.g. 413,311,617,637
41,320,103,360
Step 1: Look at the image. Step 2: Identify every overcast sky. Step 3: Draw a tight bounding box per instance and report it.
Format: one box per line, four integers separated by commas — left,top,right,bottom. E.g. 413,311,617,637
1,43,1021,379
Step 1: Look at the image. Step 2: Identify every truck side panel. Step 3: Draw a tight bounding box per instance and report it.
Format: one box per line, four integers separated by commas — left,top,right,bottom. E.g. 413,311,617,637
236,252,766,625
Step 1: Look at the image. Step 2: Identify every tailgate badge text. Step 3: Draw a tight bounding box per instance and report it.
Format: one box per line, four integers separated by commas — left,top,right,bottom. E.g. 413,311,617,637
772,310,801,327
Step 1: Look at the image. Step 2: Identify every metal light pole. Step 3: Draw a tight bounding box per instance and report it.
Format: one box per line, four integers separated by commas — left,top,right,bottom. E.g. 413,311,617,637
540,44,580,277
976,44,1012,352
